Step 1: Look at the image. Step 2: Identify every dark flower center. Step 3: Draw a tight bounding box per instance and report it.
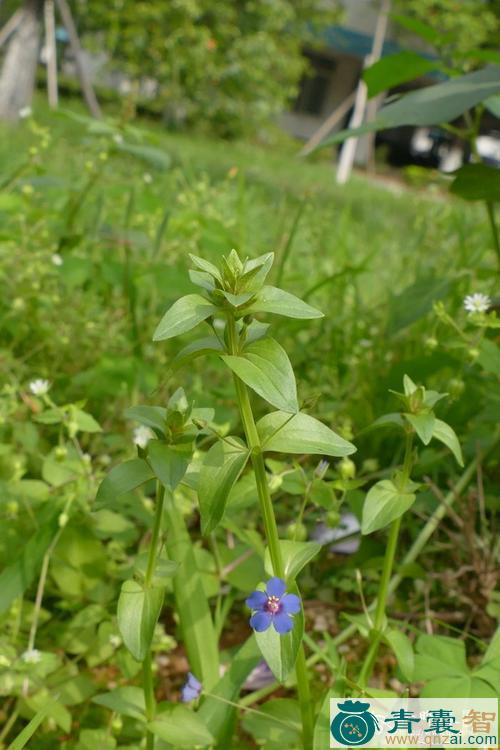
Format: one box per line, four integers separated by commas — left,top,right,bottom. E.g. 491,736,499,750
266,595,282,615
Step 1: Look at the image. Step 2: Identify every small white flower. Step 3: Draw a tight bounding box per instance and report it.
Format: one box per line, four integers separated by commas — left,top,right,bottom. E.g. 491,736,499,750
109,634,122,649
143,172,153,184
21,648,41,664
51,253,63,266
29,379,50,396
113,133,124,145
133,425,153,448
19,106,32,119
464,293,491,314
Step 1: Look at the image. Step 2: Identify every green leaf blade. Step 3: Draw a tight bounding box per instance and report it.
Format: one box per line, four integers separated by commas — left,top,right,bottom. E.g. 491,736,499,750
221,337,298,413
362,479,416,534
247,285,323,319
198,438,250,534
96,459,155,506
257,411,356,457
117,579,165,661
153,294,217,341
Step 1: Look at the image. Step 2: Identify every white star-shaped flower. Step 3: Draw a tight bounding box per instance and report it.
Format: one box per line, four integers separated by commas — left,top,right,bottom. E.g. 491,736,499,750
21,648,41,664
133,425,153,449
463,293,491,314
29,379,50,396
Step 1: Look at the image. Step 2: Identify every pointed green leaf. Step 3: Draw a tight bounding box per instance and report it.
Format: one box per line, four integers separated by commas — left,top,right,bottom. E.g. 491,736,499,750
124,405,167,435
363,51,438,98
362,479,416,534
198,437,250,534
320,65,500,147
246,285,323,319
148,441,190,491
149,705,214,747
189,254,223,283
432,419,464,466
264,540,322,581
405,412,436,445
450,163,500,202
254,585,304,683
257,411,355,457
96,459,155,506
221,338,298,413
153,294,217,341
170,336,223,372
384,629,414,682
164,497,219,688
6,707,49,750
117,579,164,661
92,687,145,721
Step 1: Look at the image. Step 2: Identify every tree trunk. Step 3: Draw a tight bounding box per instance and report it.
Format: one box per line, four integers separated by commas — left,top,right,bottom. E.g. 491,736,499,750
0,0,44,121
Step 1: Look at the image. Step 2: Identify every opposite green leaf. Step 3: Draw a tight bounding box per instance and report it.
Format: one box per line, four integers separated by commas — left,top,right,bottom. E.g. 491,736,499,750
153,294,217,341
92,687,145,721
264,540,322,581
362,479,416,534
148,704,214,747
405,412,436,445
384,629,415,682
246,285,323,319
117,579,165,661
124,405,167,435
221,337,298,413
148,441,190,491
432,419,464,466
198,437,250,534
257,410,356,457
96,459,155,506
363,51,438,99
319,65,500,147
450,163,500,202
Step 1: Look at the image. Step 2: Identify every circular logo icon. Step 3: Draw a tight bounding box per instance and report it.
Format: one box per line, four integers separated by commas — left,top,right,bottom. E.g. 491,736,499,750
331,700,379,746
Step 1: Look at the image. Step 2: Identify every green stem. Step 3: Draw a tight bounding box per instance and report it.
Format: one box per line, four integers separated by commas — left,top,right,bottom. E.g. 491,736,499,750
226,315,313,750
357,433,413,688
485,201,500,268
143,482,165,748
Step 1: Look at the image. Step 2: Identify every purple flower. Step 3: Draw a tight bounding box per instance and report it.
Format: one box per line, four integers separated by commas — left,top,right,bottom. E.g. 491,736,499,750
180,672,202,702
246,577,301,635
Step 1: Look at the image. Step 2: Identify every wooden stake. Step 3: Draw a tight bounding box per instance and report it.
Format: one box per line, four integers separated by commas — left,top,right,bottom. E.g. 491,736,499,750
0,8,23,49
44,0,58,108
299,90,356,157
54,0,101,118
336,0,391,185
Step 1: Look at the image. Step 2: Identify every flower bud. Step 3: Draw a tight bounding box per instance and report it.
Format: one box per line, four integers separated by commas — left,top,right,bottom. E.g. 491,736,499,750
339,457,356,480
448,378,465,398
467,348,479,361
424,336,438,352
286,522,307,541
55,445,68,461
326,510,341,528
58,512,69,528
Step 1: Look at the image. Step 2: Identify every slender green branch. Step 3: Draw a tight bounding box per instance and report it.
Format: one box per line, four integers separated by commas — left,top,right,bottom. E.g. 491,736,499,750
485,201,500,268
143,481,165,749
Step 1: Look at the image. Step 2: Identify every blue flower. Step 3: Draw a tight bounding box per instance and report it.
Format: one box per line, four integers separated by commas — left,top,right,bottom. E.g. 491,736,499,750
246,577,301,635
180,672,202,702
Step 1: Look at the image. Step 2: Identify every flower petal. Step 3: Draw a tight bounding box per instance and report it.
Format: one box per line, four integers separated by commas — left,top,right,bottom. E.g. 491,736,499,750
280,593,301,614
273,612,294,634
187,672,202,690
246,590,268,611
250,611,272,632
266,576,286,598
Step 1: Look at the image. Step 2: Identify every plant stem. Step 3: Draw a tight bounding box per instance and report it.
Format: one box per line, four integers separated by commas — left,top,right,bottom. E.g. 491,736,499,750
143,482,165,749
357,433,413,688
226,315,313,750
485,201,500,268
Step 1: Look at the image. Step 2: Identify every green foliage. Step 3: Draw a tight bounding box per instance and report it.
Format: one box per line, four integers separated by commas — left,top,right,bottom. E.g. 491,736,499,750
0,104,498,749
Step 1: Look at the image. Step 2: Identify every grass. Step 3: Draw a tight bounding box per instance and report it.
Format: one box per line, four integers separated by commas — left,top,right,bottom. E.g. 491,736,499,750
0,95,498,749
